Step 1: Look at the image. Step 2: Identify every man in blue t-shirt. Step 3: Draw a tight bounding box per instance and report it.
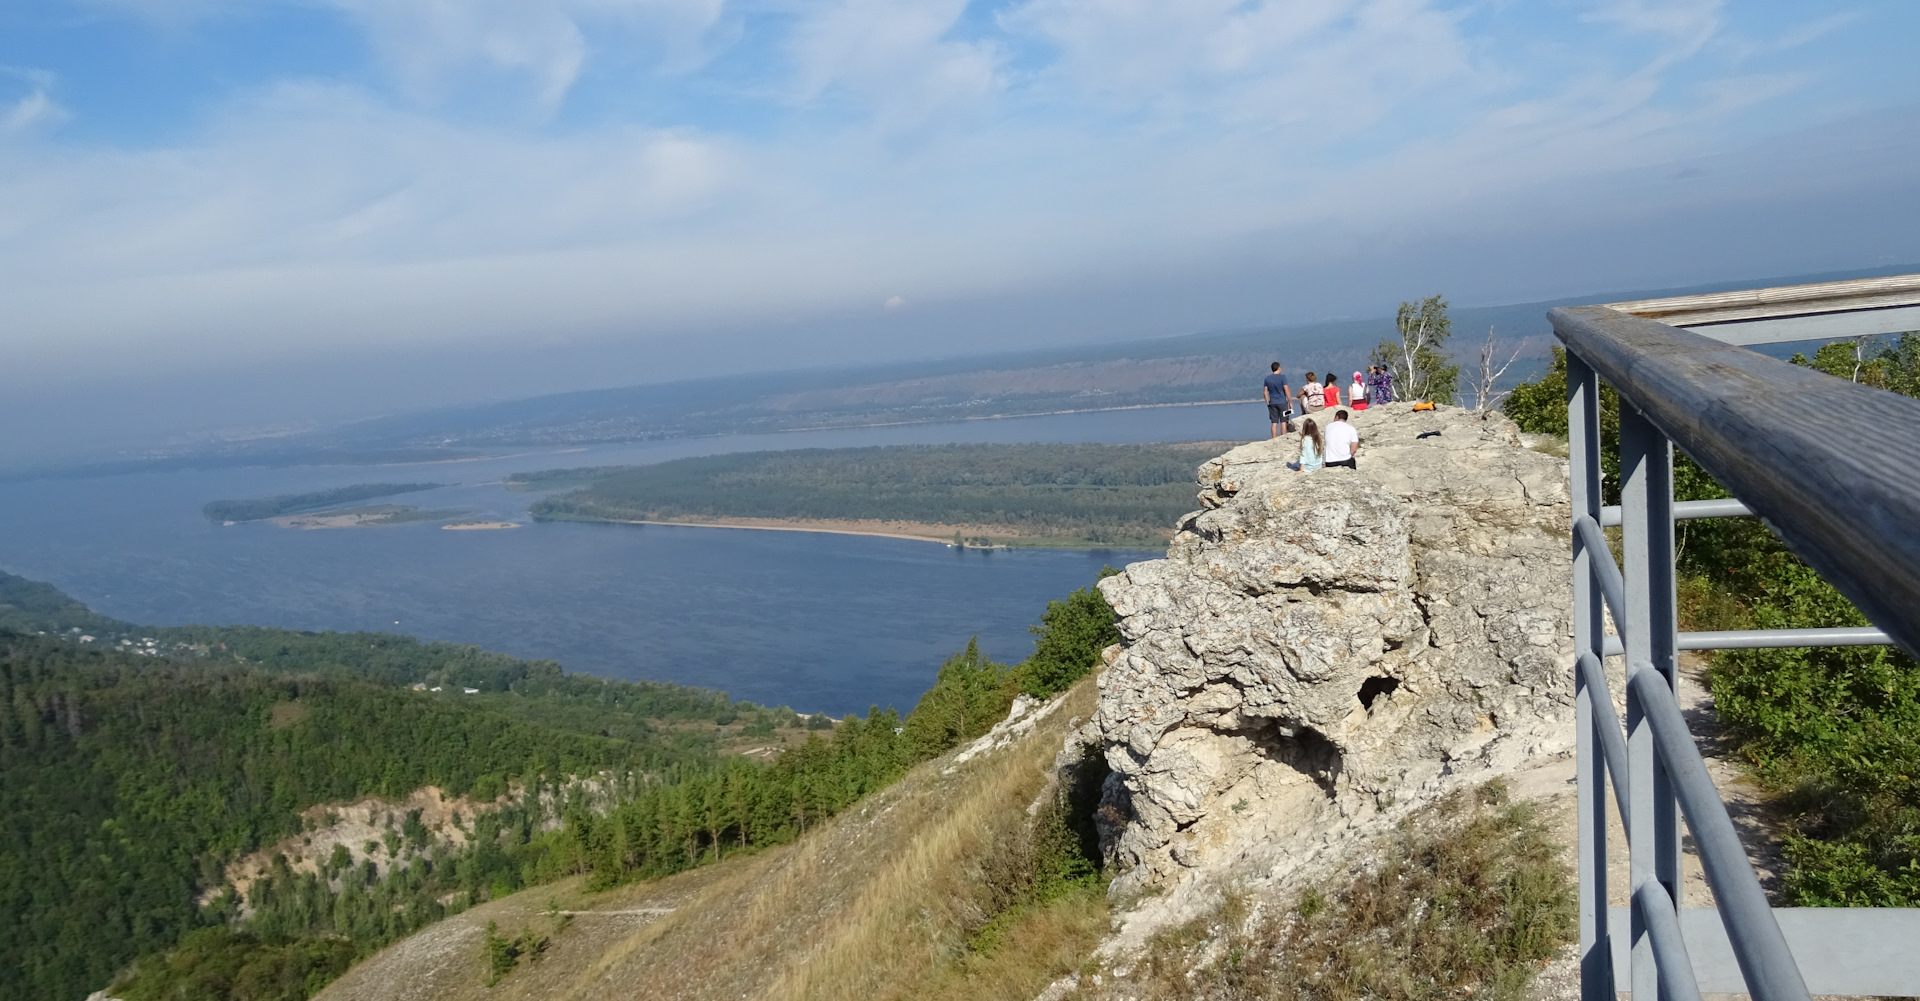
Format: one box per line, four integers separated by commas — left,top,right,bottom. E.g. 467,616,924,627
1262,362,1294,439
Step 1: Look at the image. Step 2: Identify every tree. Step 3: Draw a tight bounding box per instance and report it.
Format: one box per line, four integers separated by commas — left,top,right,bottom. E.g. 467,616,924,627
1017,584,1121,698
1470,328,1526,414
1372,295,1460,404
1789,332,1920,395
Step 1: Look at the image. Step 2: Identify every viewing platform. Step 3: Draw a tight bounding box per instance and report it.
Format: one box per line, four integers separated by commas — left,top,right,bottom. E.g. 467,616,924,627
1556,274,1920,1001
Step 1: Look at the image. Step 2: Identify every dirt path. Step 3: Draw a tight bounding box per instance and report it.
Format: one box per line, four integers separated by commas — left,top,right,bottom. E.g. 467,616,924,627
1517,652,1791,1000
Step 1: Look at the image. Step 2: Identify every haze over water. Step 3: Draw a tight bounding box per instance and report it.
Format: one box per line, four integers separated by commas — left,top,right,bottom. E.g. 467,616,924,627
0,404,1255,713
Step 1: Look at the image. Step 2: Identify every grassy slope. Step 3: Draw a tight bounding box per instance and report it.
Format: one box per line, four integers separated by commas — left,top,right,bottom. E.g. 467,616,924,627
316,676,1106,1001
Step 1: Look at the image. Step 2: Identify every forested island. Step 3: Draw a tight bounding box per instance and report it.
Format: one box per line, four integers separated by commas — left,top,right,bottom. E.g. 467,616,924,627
0,565,1120,1000
517,442,1227,548
203,483,443,523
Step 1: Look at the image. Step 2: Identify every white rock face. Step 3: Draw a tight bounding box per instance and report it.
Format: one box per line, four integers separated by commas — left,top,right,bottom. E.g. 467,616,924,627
1091,403,1574,887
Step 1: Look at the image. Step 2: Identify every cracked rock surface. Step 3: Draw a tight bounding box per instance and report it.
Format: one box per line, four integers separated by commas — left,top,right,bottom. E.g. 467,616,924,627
1091,403,1575,889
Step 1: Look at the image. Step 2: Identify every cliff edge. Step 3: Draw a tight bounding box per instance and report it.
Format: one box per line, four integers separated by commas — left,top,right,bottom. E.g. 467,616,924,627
1082,402,1575,948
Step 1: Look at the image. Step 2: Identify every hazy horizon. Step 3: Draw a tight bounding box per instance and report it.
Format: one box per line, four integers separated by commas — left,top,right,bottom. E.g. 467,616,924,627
4,1,1919,461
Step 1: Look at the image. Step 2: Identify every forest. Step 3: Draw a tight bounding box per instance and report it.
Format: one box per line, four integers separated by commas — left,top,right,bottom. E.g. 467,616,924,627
0,566,1121,1001
1503,332,1920,906
519,442,1225,547
202,483,442,523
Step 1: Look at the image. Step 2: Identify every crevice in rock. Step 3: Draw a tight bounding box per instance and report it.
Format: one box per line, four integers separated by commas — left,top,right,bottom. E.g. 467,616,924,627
1357,675,1400,710
1244,719,1342,795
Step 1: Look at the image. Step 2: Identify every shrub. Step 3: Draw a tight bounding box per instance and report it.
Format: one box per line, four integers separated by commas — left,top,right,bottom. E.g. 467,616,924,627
1105,782,1574,1001
1016,576,1121,699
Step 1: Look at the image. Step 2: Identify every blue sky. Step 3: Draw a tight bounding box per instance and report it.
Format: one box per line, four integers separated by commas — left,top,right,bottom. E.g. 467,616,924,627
2,0,1919,441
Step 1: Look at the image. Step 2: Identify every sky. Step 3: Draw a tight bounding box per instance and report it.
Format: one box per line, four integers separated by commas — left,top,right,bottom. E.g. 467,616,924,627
3,0,1920,456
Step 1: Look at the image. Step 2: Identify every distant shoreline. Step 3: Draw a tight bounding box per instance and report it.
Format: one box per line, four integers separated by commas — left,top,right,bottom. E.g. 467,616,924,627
571,515,1165,550
772,398,1256,434
619,517,976,545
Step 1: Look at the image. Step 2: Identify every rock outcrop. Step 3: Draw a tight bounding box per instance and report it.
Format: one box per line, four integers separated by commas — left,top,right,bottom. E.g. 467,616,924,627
1090,403,1574,888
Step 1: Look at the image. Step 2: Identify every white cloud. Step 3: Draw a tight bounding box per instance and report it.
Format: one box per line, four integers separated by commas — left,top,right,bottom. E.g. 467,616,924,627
0,0,1908,391
1004,0,1472,131
785,0,1002,127
320,0,729,110
1581,0,1722,46
78,0,729,110
0,68,67,136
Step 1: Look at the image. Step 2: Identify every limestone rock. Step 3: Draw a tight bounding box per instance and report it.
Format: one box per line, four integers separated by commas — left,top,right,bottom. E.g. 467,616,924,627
1092,403,1574,886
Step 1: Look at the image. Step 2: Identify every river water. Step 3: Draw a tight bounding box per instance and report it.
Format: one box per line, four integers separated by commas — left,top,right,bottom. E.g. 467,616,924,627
0,404,1259,713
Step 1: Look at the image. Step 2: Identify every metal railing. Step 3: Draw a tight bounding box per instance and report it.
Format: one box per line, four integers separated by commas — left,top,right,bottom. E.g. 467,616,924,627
1553,276,1920,1001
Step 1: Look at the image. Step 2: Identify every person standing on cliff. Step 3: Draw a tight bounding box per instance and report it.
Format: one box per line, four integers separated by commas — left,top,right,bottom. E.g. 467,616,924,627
1324,409,1360,469
1263,363,1294,438
1369,365,1396,405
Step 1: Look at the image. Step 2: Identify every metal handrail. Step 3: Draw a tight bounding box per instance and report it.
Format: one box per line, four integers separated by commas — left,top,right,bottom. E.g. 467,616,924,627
1675,627,1891,649
1600,498,1753,527
1550,304,1920,657
1554,293,1920,1001
1576,651,1631,825
1573,516,1626,621
1629,666,1811,1001
1600,626,1893,657
1633,881,1706,1001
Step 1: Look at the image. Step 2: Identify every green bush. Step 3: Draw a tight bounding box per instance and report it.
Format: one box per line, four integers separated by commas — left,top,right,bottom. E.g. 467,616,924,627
902,640,1018,760
114,929,354,1001
1016,577,1121,699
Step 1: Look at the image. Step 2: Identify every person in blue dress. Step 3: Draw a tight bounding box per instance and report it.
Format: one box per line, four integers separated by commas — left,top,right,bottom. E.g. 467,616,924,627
1287,418,1325,472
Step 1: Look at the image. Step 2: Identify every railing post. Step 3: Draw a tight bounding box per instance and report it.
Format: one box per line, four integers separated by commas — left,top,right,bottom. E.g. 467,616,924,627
1569,352,1613,1001
1622,401,1682,999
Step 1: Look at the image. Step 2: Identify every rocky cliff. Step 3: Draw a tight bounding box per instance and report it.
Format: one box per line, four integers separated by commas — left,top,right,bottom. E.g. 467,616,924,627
1084,403,1574,908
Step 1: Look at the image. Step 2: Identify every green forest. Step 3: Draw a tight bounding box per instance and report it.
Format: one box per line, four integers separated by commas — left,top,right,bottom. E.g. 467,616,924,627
1503,332,1920,906
0,566,1121,1001
519,442,1224,547
203,483,442,523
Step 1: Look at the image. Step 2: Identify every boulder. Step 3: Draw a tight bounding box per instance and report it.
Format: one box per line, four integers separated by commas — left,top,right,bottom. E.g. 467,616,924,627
1091,403,1574,885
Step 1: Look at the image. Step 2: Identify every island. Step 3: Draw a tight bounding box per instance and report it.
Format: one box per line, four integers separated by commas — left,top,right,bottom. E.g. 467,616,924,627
271,505,470,529
514,441,1232,548
204,483,445,523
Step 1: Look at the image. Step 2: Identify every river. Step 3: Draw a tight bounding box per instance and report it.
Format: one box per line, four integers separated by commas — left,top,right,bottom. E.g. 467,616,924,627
0,404,1259,713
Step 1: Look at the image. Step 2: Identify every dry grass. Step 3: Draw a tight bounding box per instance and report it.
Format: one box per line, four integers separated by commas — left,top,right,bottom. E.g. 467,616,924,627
318,674,1108,1001
318,692,1574,1001
764,676,1104,1001
1077,780,1576,1001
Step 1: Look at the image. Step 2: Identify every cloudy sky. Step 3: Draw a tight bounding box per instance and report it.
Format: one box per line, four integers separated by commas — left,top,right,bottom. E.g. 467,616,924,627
3,0,1919,451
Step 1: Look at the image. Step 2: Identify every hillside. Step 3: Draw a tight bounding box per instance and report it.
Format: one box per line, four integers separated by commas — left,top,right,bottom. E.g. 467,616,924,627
314,678,1109,1001
0,631,665,999
0,571,810,1001
522,442,1228,547
267,409,1598,1001
2,564,1122,1001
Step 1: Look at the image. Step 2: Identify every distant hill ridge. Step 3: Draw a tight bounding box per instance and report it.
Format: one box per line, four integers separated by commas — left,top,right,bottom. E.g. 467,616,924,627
27,264,1914,478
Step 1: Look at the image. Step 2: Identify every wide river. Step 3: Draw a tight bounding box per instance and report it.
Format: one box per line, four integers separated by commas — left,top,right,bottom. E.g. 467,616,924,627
0,405,1259,714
